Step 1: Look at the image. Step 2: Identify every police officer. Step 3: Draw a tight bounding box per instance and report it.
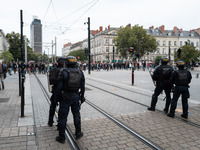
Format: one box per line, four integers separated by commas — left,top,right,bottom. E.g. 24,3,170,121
147,57,173,113
167,61,192,119
47,57,66,127
55,56,85,143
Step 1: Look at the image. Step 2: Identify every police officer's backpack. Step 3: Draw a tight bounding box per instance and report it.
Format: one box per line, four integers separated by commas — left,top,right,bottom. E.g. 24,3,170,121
160,65,172,80
49,67,60,85
63,68,82,91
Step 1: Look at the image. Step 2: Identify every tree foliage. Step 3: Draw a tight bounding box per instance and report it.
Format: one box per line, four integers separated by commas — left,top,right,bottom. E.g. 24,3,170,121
155,56,162,65
6,32,39,62
68,49,87,61
174,40,200,65
0,50,14,63
114,25,157,58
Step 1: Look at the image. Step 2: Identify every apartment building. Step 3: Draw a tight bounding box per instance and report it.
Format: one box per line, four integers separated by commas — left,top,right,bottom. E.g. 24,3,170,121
63,25,200,63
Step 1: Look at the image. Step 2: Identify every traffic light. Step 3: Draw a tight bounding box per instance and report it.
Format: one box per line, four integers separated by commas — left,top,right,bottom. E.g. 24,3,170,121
177,48,181,58
129,47,134,53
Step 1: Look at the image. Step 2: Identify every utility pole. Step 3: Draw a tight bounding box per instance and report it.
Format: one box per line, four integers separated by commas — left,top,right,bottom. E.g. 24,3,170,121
20,9,25,117
87,17,91,74
52,40,54,63
138,39,140,62
25,35,27,63
55,37,57,63
113,46,115,63
169,46,171,63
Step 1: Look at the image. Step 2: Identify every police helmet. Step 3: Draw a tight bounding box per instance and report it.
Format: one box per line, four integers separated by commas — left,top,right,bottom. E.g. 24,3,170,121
177,61,185,69
65,56,77,66
161,57,169,65
57,57,67,66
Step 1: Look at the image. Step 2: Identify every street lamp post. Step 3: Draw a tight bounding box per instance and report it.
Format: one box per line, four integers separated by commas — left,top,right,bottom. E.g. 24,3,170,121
113,45,115,63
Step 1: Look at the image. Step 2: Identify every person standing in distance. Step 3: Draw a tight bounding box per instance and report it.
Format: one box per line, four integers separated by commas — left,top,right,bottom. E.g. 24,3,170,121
55,56,85,143
167,61,192,119
147,57,173,113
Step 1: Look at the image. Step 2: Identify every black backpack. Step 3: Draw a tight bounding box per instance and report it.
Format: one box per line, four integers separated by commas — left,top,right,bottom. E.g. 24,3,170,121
49,67,61,85
160,65,172,80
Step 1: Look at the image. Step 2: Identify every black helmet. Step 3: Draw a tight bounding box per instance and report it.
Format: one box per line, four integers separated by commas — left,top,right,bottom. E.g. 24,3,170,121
161,57,169,65
65,56,77,66
177,61,185,69
57,57,67,66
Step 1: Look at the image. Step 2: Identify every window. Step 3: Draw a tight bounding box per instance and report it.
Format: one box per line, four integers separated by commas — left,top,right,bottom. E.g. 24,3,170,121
157,40,160,46
196,42,199,47
174,41,177,46
163,48,166,54
106,47,109,52
106,38,109,44
169,41,171,46
157,48,160,54
163,41,166,46
191,42,194,46
180,41,182,46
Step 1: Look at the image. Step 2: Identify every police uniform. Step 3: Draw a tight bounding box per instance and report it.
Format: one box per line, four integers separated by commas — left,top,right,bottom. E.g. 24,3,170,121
167,61,192,119
147,58,173,113
48,58,65,127
55,56,85,143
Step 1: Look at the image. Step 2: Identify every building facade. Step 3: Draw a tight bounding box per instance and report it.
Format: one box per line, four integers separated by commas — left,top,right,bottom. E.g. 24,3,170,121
30,18,42,54
62,25,200,63
146,25,200,63
0,29,9,56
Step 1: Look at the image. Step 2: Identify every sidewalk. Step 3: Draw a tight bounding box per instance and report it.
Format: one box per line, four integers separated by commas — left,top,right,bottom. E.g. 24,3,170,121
0,73,36,150
0,73,72,150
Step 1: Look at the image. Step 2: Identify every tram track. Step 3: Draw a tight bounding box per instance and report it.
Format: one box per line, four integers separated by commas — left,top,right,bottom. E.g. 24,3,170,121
86,77,200,129
35,74,163,150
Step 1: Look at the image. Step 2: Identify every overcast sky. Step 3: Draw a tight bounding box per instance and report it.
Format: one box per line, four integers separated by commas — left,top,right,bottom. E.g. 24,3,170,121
1,0,200,56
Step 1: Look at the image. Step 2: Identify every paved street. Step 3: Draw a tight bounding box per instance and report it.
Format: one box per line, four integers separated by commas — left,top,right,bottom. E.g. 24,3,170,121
0,69,200,150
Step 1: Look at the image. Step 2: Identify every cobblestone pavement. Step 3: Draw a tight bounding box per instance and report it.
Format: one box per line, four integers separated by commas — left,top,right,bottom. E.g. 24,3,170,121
0,70,200,150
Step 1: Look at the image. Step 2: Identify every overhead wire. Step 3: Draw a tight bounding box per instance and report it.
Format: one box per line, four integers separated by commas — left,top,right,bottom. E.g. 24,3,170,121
43,0,97,30
61,0,99,34
42,0,52,23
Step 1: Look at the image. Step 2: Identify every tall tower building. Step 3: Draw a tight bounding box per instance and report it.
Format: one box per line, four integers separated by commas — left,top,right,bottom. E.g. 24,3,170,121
30,17,42,54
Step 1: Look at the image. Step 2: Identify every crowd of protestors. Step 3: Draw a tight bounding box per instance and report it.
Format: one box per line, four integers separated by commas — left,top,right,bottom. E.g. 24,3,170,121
79,61,155,72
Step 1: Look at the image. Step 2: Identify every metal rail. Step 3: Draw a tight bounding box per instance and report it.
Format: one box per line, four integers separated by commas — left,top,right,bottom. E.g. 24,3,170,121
86,82,200,129
34,74,81,150
86,100,162,150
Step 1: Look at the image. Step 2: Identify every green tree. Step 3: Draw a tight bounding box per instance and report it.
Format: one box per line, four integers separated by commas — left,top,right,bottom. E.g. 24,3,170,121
0,50,14,63
6,32,39,62
68,49,87,61
175,40,200,65
114,24,157,58
155,56,162,65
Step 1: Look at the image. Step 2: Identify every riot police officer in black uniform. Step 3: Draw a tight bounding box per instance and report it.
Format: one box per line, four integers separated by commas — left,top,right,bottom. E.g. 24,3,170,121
147,57,173,113
48,57,66,127
55,56,85,143
167,61,192,119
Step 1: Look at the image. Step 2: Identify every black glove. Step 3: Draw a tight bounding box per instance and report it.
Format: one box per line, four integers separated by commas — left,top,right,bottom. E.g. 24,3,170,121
80,97,85,104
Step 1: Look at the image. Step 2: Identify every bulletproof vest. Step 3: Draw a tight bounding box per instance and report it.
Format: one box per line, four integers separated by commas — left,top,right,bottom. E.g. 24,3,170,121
63,68,82,92
49,67,62,85
160,65,172,81
175,70,189,86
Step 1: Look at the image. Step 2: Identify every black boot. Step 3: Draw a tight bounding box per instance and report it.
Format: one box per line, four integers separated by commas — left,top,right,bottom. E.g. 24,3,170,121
167,113,174,118
75,125,83,140
76,131,83,140
47,121,54,127
181,114,188,119
56,133,65,143
147,94,157,111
